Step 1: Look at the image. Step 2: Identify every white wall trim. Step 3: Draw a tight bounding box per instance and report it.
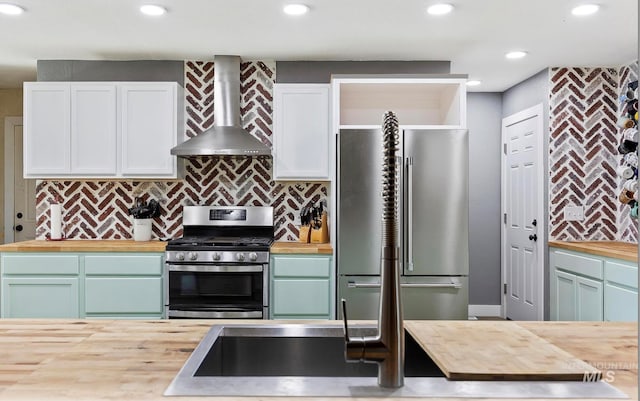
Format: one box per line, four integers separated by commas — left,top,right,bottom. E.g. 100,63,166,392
4,117,22,244
468,304,503,318
500,103,545,321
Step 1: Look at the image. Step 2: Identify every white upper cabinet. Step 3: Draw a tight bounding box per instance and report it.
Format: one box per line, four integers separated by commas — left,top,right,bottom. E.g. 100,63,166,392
23,81,183,179
70,84,117,175
273,84,330,181
331,76,467,129
120,83,179,176
24,83,71,175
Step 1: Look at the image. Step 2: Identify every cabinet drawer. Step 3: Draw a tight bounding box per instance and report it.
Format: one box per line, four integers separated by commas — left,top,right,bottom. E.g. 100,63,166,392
272,279,330,315
85,277,163,314
604,283,638,321
272,256,331,278
605,261,638,289
84,255,162,276
2,277,79,318
552,250,603,280
1,255,79,275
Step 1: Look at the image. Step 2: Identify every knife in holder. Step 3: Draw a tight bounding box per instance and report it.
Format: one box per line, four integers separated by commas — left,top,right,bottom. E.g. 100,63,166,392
298,206,311,243
310,210,329,243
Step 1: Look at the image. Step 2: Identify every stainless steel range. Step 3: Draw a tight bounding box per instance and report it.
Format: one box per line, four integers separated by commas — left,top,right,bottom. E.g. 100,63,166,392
165,206,273,319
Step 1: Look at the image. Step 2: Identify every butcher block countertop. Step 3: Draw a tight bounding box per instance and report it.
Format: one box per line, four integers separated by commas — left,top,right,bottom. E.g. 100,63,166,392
271,241,333,254
0,240,167,253
549,240,638,262
0,319,635,401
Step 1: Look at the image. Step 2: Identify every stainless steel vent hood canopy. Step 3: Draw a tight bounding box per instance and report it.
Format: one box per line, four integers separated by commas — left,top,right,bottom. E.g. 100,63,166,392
171,56,271,157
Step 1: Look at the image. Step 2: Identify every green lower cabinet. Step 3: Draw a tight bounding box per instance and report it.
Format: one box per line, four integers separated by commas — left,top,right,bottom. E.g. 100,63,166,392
2,277,79,318
270,254,333,319
550,247,637,322
1,252,164,319
84,254,164,319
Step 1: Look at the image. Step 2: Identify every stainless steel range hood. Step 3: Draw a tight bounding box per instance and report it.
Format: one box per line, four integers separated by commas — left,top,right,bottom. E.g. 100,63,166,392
171,55,271,157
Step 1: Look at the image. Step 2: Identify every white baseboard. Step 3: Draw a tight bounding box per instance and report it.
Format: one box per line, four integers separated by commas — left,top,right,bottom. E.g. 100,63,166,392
468,304,502,318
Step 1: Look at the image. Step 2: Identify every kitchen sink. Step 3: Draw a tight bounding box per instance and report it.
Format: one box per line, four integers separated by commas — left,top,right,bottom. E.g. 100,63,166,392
164,324,627,398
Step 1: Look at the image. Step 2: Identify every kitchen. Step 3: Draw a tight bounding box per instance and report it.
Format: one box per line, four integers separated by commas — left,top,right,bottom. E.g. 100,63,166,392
0,0,638,399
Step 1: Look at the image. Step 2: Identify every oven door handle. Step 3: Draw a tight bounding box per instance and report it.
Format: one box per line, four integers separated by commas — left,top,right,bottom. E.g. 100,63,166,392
167,264,264,273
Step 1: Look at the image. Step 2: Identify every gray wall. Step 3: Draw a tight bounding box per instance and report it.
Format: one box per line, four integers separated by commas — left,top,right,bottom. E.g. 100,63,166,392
276,61,450,83
502,68,551,319
467,93,503,305
37,60,184,85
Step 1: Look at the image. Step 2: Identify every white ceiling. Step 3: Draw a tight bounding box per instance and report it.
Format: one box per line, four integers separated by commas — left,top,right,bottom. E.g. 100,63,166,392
0,0,637,91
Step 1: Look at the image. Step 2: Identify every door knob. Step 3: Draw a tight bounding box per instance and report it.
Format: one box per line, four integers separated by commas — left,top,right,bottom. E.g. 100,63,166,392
529,234,537,241
15,225,23,232
16,212,23,219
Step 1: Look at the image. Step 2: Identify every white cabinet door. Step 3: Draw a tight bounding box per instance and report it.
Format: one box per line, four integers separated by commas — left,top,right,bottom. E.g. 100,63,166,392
70,84,117,174
23,83,71,176
120,83,178,176
273,84,330,180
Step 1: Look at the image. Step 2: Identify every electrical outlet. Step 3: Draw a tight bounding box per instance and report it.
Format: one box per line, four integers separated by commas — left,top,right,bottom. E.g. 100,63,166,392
293,215,301,226
564,206,584,221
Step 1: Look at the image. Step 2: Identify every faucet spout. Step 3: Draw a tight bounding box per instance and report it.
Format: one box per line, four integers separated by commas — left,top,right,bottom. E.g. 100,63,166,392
342,110,404,388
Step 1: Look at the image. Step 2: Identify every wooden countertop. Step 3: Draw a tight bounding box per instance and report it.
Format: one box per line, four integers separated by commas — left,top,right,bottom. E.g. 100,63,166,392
0,240,167,253
0,319,635,401
549,241,638,262
271,241,333,254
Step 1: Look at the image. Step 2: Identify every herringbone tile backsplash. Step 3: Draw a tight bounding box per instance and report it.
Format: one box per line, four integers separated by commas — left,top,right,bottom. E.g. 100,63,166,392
549,65,638,242
35,60,328,241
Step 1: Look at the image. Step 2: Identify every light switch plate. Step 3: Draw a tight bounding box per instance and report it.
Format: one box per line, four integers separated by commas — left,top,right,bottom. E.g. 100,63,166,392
564,205,584,221
293,215,301,226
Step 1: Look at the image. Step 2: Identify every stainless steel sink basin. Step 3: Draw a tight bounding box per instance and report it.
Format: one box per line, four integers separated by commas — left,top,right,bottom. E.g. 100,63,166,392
164,324,627,398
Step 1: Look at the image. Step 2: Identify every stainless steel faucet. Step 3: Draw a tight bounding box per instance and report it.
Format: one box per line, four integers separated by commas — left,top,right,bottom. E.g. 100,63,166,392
341,111,404,388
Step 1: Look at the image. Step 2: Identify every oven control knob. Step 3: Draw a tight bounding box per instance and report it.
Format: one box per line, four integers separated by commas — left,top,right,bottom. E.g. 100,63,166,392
249,252,258,261
212,252,221,261
188,252,198,261
176,252,185,261
236,252,245,261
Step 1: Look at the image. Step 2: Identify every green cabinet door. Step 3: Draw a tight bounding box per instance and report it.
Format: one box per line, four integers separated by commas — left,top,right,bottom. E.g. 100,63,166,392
551,269,577,321
576,276,603,321
2,277,79,318
604,259,638,322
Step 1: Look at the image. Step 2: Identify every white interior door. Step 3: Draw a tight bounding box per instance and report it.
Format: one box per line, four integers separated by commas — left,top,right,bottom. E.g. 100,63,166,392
502,104,544,321
4,117,36,243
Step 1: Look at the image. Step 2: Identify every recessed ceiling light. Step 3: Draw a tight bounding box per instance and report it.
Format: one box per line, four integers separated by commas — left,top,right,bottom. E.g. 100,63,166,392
505,51,528,59
427,3,454,15
283,4,309,16
571,4,600,16
0,3,24,15
140,4,166,16
466,80,482,87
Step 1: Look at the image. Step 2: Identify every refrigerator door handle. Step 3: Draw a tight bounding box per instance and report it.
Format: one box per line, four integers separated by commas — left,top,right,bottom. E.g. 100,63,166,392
406,156,414,272
401,283,462,289
347,281,380,289
347,281,462,289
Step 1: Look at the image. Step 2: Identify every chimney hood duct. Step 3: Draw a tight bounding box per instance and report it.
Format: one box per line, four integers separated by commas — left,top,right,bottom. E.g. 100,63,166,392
171,55,271,157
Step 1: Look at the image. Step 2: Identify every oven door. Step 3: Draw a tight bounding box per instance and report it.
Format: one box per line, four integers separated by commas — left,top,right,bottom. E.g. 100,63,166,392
167,264,268,319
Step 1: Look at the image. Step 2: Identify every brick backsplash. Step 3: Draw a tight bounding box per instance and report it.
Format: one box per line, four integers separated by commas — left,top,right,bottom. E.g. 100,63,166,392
35,60,328,241
549,65,638,242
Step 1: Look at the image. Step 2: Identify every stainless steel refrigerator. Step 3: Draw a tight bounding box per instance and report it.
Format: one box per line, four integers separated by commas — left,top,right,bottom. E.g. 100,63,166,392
337,128,469,320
